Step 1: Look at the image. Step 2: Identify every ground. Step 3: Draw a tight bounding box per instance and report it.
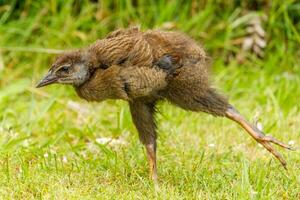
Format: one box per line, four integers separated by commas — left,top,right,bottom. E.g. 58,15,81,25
0,1,299,199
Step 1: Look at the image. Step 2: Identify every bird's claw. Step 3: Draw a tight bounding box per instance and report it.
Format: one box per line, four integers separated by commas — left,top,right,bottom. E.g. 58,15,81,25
225,107,293,169
254,132,293,169
257,134,294,150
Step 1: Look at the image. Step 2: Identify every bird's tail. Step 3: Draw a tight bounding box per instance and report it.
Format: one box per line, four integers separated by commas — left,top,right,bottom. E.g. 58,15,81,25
193,88,230,116
166,87,230,117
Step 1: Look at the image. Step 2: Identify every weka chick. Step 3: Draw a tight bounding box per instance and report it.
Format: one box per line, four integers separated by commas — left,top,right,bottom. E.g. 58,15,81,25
37,27,292,184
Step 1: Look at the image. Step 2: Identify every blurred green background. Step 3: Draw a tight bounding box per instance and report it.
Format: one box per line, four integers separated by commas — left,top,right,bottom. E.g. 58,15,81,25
0,0,299,199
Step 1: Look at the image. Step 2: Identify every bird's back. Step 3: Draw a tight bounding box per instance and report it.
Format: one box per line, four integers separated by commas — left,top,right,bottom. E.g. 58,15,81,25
143,30,207,65
89,27,208,70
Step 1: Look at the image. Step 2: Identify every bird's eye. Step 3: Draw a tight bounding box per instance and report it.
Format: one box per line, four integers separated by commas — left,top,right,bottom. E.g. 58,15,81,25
60,66,70,73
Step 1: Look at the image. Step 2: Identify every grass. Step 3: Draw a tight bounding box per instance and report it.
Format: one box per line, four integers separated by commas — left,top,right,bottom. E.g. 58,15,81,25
0,0,299,199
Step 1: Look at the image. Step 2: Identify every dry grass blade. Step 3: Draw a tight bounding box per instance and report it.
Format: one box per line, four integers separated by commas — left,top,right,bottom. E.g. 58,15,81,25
0,50,3,71
0,47,65,54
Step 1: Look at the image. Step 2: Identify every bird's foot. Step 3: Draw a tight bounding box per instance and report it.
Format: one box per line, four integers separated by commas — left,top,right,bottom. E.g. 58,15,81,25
153,178,160,192
225,107,293,169
253,131,293,169
256,133,294,150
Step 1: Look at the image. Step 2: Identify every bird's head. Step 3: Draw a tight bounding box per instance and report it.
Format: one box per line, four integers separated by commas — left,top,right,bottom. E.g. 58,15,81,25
36,51,97,88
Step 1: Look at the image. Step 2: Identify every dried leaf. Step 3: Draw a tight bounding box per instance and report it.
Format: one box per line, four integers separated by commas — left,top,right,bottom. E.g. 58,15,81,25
234,14,267,63
242,37,254,51
253,45,264,57
288,140,295,146
253,24,265,37
254,35,266,48
67,100,89,115
96,137,127,146
161,21,176,30
73,31,87,41
246,26,255,34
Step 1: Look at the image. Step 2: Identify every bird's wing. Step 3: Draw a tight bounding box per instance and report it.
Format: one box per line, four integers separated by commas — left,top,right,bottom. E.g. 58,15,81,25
119,66,167,99
143,30,208,67
89,33,154,68
105,26,140,39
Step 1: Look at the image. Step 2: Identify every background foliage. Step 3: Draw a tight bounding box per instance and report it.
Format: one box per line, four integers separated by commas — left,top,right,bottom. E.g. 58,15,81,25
0,0,299,199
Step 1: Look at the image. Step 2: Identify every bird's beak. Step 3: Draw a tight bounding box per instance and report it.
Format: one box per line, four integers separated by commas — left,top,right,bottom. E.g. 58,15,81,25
36,71,58,88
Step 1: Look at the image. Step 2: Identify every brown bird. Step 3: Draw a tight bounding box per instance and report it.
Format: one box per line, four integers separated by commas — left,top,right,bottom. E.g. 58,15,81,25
37,27,292,184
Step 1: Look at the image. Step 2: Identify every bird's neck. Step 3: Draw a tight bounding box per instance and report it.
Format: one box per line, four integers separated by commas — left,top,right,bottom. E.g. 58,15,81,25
74,67,128,102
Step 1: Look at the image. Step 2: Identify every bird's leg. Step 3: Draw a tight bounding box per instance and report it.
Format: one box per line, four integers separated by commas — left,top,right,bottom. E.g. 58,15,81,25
225,106,293,169
129,100,159,185
146,142,158,183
